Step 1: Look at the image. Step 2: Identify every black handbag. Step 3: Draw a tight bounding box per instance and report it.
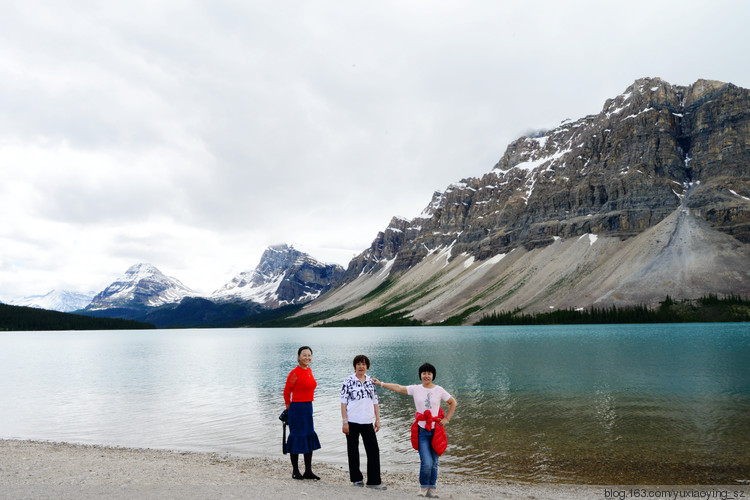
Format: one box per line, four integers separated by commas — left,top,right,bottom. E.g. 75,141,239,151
279,409,288,454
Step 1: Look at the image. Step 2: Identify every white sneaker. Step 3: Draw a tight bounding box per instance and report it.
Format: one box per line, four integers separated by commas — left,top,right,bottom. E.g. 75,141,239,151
366,484,387,490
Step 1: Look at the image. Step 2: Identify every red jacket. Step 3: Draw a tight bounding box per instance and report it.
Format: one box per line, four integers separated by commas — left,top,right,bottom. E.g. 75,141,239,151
283,366,316,406
410,407,448,456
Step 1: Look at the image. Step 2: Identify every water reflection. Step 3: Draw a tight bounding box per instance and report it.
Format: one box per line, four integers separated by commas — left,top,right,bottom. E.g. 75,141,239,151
1,324,749,483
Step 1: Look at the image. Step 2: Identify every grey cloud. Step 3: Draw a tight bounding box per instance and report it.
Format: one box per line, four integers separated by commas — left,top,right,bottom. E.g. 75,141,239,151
3,0,750,298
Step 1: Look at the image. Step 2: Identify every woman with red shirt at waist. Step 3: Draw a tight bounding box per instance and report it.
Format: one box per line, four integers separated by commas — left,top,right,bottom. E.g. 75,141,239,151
283,345,321,480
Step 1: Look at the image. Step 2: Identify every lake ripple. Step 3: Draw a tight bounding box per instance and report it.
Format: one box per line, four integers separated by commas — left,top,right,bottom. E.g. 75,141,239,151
2,323,749,484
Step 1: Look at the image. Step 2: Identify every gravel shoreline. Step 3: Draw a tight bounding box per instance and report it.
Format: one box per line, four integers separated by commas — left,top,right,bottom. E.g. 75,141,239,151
2,440,748,500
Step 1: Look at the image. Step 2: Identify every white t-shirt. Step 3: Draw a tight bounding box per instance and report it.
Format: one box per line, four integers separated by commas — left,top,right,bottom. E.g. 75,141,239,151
406,384,452,428
340,373,379,424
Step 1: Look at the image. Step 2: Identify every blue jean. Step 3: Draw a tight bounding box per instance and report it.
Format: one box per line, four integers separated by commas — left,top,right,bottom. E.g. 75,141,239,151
417,427,439,488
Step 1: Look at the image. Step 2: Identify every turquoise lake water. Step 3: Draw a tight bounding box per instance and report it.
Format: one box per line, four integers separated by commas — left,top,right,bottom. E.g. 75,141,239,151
1,324,749,483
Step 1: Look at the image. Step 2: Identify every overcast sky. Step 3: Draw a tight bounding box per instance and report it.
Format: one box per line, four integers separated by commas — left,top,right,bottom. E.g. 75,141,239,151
2,1,749,300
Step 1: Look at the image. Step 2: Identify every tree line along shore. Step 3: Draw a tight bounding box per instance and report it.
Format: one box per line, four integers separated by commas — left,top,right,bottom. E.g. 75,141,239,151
1,294,748,331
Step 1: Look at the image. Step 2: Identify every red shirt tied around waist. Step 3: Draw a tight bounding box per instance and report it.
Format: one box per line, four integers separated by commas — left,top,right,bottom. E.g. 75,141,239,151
411,407,447,455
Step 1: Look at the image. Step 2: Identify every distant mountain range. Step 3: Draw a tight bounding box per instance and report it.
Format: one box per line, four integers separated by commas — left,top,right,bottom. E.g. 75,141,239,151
77,244,344,327
7,77,750,327
6,290,95,313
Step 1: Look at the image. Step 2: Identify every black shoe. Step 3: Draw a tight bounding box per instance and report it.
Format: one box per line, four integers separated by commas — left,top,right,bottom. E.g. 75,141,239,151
292,471,304,480
303,471,320,480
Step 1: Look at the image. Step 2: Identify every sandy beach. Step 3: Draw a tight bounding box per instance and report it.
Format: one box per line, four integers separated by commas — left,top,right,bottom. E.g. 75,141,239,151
3,440,749,500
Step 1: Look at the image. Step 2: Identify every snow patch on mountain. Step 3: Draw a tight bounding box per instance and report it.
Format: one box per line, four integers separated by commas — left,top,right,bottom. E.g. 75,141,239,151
212,269,285,303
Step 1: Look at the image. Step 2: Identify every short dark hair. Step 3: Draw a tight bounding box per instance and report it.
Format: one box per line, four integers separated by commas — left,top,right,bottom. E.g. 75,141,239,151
298,346,312,356
353,354,370,369
418,362,436,381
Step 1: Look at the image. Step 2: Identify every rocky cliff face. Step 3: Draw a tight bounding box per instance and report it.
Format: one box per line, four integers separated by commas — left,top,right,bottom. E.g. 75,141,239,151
212,244,345,308
306,78,750,323
345,78,750,279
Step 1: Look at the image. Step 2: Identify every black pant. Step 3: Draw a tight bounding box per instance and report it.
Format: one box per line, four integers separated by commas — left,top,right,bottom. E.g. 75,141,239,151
346,422,381,485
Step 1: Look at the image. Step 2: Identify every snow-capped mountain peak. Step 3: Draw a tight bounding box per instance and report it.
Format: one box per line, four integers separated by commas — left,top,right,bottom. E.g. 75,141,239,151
211,244,344,307
86,263,197,310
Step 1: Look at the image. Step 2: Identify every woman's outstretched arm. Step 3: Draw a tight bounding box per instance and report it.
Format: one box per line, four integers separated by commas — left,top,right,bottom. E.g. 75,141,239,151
371,377,408,395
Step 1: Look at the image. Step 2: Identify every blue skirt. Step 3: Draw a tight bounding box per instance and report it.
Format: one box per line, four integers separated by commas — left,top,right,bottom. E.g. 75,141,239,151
287,402,321,454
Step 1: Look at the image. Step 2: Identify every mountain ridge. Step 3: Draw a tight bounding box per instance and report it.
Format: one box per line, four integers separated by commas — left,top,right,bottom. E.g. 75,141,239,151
301,77,750,324
342,77,749,281
77,244,343,327
6,289,95,313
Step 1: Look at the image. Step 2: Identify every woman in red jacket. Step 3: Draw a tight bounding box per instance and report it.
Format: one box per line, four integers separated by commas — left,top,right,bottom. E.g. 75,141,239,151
283,346,321,480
